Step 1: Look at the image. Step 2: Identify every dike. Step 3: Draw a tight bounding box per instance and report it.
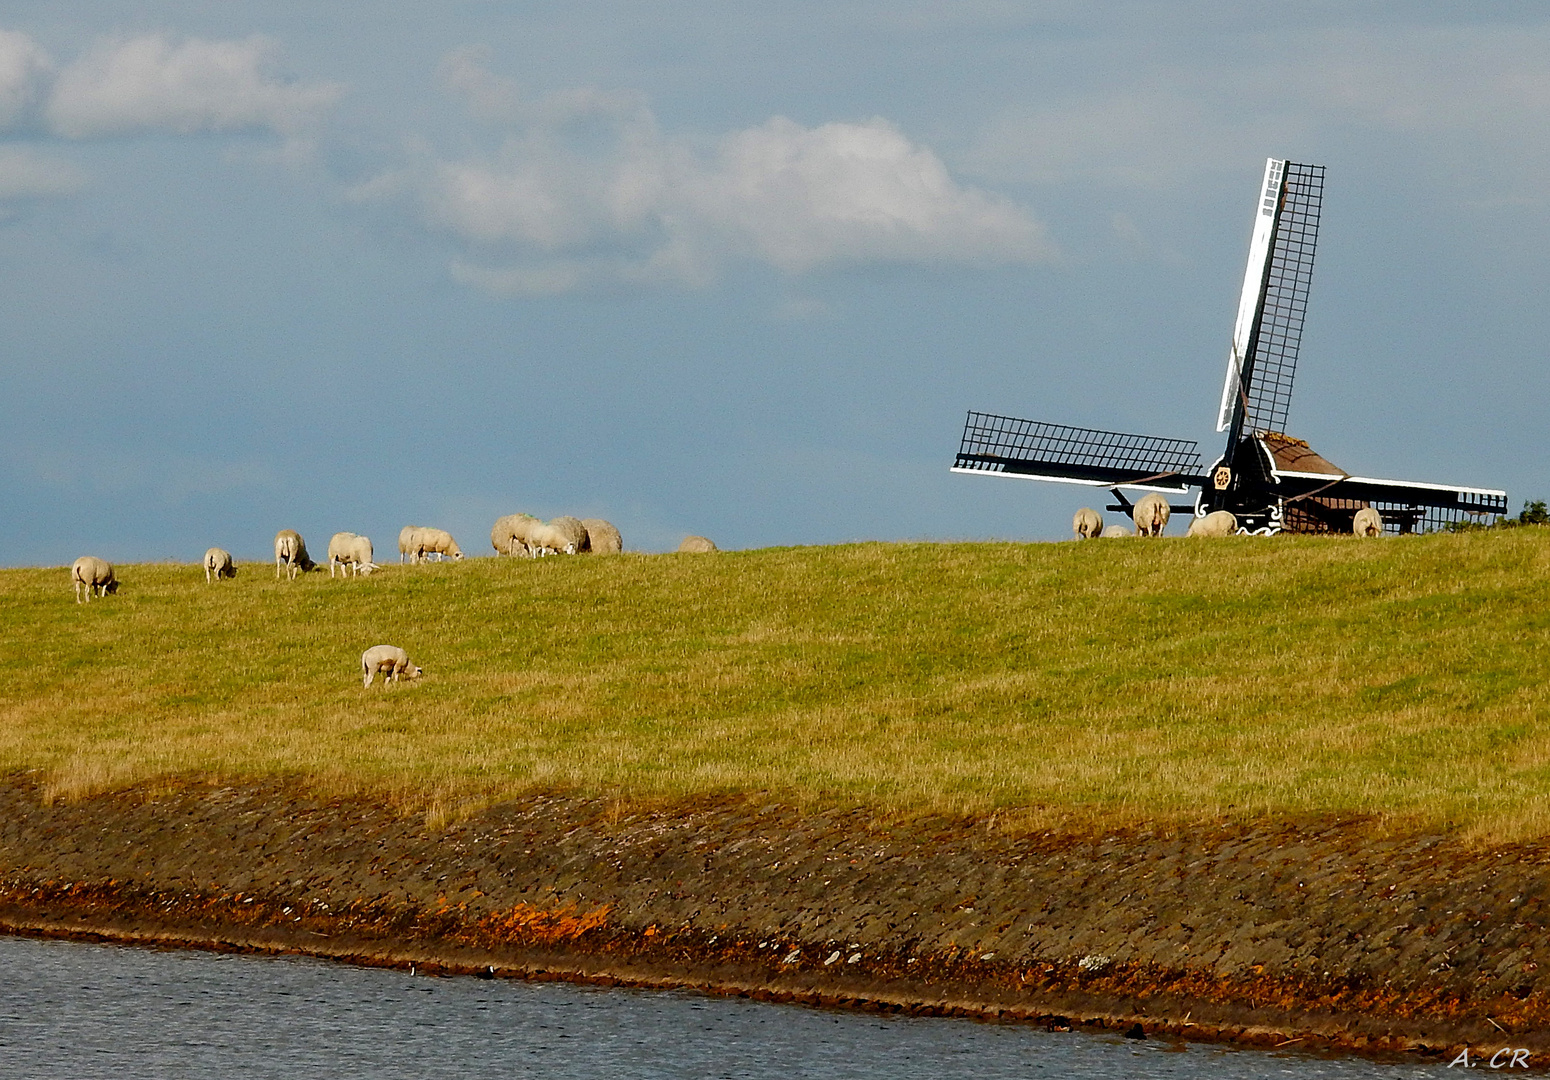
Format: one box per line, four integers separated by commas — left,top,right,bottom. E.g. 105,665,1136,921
1,775,1547,1064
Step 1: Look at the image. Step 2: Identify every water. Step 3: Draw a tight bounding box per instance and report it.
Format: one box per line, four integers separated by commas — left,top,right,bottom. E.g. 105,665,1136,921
0,935,1438,1079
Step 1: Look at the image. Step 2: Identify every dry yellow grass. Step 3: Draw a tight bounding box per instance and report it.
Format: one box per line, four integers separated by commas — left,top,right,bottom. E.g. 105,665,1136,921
2,531,1548,837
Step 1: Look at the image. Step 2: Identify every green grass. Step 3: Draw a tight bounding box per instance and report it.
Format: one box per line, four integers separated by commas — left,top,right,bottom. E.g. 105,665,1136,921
4,532,1550,837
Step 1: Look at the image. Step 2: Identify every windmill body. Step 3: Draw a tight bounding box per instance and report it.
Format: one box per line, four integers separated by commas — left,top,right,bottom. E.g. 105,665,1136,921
952,158,1507,534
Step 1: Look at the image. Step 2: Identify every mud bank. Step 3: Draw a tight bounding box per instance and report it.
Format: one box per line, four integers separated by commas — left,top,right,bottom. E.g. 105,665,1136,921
2,776,1548,1063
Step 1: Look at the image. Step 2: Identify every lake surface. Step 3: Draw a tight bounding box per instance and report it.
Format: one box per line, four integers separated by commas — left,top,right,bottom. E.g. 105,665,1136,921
0,935,1441,1079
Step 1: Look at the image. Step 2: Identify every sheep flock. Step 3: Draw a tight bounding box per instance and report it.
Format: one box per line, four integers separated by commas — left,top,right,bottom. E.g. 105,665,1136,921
1071,503,1388,540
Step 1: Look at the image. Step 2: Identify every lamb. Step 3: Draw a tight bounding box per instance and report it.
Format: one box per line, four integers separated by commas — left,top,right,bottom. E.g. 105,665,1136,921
1132,493,1171,537
547,516,588,555
1072,507,1103,540
491,514,541,557
203,547,236,582
360,644,423,688
1100,524,1132,538
581,518,623,554
524,520,574,556
1352,506,1384,537
678,535,717,553
274,530,314,580
1186,510,1239,538
328,532,376,577
71,556,116,602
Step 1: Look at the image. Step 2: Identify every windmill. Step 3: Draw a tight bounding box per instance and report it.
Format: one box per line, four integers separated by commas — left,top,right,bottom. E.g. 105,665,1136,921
951,159,1507,534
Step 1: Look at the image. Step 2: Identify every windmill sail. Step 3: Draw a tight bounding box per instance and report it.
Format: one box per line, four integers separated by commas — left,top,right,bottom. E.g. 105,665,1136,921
1216,159,1325,435
952,412,1203,491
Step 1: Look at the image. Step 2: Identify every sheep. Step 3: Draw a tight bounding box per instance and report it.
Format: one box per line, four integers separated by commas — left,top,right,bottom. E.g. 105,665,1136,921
411,527,463,562
1353,506,1384,537
328,532,376,577
1100,524,1132,538
203,547,236,582
678,535,718,553
491,514,541,557
524,520,574,556
1186,510,1238,538
361,644,423,688
71,556,116,602
399,526,423,563
1072,507,1103,540
547,516,588,555
581,518,623,554
274,530,313,580
1132,493,1171,537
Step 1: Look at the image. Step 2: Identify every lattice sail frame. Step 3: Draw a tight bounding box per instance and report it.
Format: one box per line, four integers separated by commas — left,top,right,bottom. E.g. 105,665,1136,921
1216,159,1325,435
952,412,1202,491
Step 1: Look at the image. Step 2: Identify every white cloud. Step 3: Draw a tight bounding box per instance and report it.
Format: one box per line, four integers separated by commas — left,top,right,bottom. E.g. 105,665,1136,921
0,146,85,203
45,33,340,139
356,52,1053,294
0,29,51,129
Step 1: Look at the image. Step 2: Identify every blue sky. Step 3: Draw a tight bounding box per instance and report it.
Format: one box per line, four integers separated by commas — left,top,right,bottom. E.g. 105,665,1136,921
3,3,1546,563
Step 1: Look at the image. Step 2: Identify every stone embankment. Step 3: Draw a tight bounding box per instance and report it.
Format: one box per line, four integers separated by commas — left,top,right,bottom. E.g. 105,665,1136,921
2,776,1547,1063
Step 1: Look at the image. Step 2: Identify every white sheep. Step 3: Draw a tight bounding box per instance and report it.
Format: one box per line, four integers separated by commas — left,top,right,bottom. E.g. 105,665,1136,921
274,530,313,580
547,516,588,555
581,518,623,554
523,520,572,556
1072,507,1103,540
203,547,236,582
1100,524,1132,538
412,527,463,562
678,535,718,553
71,556,116,602
328,532,376,577
1186,510,1238,538
1132,493,1171,538
361,644,423,688
1353,506,1384,537
399,526,423,563
491,514,541,557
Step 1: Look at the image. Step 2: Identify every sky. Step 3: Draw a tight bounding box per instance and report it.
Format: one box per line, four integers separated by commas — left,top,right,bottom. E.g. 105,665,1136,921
2,2,1547,564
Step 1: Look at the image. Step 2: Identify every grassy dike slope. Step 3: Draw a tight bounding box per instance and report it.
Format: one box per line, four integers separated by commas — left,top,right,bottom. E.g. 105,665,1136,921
3,531,1549,836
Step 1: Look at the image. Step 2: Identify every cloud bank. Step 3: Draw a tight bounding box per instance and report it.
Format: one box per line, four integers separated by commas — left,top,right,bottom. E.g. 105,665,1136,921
0,29,339,139
355,50,1053,293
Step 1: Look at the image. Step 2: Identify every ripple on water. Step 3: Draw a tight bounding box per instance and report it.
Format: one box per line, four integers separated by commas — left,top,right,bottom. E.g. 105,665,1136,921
0,936,1436,1079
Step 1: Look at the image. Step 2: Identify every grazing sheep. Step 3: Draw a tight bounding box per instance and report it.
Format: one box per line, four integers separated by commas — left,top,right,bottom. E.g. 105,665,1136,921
1186,510,1239,538
360,644,423,688
203,547,236,582
1072,507,1103,540
328,532,375,577
1100,524,1132,538
678,535,717,553
411,527,463,562
581,518,623,554
398,526,423,564
523,520,572,557
547,516,588,554
274,530,313,580
1352,506,1384,537
71,556,116,602
491,514,541,557
1132,493,1171,538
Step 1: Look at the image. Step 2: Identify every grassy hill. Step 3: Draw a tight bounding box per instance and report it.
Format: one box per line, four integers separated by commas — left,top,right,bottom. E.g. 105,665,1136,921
3,532,1549,838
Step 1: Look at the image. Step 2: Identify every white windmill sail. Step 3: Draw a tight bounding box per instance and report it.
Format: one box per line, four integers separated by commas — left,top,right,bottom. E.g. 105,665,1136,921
1216,158,1286,432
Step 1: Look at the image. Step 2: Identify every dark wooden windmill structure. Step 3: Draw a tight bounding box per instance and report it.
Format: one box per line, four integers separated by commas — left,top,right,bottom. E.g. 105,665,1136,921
952,158,1506,534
